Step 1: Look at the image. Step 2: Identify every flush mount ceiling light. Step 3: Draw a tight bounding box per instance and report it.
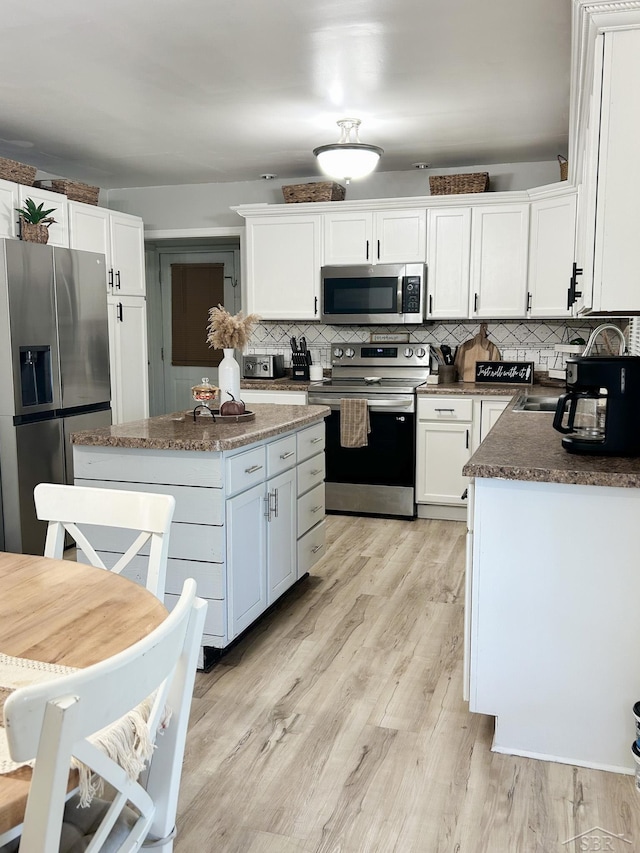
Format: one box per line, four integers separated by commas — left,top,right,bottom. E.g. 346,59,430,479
313,118,383,183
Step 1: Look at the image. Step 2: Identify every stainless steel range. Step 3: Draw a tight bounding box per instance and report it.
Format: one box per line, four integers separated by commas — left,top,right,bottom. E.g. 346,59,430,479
307,343,431,518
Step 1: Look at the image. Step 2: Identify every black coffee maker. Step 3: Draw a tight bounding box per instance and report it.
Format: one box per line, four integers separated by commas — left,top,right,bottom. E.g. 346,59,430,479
553,356,640,455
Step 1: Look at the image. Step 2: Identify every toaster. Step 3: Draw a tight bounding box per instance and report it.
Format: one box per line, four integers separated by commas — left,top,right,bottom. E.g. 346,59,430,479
242,354,285,379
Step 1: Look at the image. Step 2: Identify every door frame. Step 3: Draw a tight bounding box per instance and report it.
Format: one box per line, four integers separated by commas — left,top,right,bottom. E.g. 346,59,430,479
145,226,244,416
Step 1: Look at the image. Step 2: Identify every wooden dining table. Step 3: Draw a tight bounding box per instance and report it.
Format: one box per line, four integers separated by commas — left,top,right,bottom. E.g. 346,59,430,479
0,550,168,838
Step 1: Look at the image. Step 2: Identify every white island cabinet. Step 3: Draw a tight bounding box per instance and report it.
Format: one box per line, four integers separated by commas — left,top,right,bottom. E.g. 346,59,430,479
464,401,640,775
71,405,328,666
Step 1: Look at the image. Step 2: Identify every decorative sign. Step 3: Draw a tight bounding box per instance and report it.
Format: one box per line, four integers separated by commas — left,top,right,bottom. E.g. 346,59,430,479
370,332,410,343
475,361,534,384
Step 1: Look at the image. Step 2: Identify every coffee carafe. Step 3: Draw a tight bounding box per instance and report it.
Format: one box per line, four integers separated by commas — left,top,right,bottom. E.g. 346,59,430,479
553,356,640,455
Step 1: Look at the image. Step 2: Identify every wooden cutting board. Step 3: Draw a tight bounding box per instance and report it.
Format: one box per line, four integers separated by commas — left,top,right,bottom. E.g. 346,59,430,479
455,334,501,382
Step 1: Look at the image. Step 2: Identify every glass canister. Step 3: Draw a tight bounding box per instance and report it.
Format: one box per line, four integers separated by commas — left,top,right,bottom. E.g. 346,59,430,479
191,377,219,409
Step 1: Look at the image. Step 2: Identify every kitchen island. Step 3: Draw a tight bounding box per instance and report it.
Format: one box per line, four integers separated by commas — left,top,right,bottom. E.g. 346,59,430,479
71,404,330,666
463,399,640,774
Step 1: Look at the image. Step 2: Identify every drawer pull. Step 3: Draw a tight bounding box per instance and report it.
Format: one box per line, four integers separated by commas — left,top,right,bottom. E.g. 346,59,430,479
310,504,323,513
310,469,322,476
435,408,455,413
280,451,295,459
311,544,323,554
311,437,323,444
244,464,263,474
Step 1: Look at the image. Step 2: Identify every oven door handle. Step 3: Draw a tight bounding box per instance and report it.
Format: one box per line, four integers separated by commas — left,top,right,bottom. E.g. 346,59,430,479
308,396,414,411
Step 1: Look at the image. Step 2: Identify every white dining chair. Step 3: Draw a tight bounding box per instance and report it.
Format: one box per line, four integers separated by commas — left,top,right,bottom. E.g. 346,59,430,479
1,579,206,853
33,483,176,599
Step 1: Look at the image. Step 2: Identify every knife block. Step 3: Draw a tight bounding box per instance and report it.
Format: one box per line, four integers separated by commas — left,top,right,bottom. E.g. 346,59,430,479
291,350,311,381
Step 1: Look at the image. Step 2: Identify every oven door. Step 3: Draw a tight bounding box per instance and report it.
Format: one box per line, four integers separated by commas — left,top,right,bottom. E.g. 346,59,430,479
310,395,416,517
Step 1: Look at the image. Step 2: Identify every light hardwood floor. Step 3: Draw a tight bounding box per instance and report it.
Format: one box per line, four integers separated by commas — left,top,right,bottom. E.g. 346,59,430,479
177,516,640,852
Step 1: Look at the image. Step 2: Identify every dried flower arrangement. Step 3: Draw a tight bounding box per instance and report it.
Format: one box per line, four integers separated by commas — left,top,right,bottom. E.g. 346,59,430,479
207,305,260,350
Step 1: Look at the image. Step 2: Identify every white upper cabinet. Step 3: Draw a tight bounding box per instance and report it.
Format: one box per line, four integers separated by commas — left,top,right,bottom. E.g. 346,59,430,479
107,295,149,424
245,214,322,320
426,207,471,319
0,179,18,239
374,209,426,263
527,193,577,318
108,212,146,297
18,185,68,248
69,203,145,297
323,208,426,265
469,204,529,318
323,210,373,264
589,27,640,313
68,202,110,255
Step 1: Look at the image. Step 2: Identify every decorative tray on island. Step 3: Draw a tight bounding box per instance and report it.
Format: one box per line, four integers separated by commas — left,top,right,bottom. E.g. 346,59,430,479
188,407,256,423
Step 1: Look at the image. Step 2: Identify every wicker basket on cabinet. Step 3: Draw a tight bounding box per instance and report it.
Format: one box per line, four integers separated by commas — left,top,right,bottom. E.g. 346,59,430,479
35,179,100,205
0,157,37,186
282,181,346,203
429,172,490,195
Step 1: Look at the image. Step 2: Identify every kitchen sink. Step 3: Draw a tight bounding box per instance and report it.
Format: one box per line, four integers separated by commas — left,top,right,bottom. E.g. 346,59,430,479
512,394,561,412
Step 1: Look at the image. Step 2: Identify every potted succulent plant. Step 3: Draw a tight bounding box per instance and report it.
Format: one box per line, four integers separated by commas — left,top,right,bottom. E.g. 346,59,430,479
15,198,57,244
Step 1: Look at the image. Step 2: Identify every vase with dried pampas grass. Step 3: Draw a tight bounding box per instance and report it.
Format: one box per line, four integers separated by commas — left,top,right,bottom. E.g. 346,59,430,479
207,305,259,404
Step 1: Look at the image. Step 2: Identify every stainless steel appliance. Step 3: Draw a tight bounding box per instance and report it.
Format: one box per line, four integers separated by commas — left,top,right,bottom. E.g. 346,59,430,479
320,263,425,325
242,353,285,379
0,240,111,554
307,343,431,517
552,355,640,455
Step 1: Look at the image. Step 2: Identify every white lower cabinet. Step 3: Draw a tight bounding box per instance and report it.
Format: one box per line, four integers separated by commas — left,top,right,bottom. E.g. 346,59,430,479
240,389,307,406
226,481,267,638
73,419,327,655
417,394,510,515
416,419,471,505
478,399,509,443
266,467,297,605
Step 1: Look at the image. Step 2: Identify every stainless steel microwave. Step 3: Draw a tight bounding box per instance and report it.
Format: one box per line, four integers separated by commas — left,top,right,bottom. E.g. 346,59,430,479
320,263,426,325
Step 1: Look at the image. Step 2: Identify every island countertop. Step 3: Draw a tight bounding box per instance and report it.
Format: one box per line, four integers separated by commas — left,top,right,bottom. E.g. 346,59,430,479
463,400,640,488
71,404,330,452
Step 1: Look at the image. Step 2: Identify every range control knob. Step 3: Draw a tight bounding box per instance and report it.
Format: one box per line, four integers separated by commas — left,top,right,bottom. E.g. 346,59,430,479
261,362,269,372
403,347,414,358
416,347,427,359
333,347,344,358
345,347,356,358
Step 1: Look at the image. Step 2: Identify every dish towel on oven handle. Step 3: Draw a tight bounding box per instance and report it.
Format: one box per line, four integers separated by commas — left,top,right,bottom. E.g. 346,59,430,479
340,398,371,448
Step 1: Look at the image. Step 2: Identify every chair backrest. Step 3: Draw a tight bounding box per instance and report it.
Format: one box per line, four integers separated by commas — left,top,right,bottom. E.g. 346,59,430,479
34,483,176,598
4,579,207,853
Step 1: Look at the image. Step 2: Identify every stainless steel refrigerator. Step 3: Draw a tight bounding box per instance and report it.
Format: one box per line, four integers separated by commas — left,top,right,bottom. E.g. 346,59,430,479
0,240,111,555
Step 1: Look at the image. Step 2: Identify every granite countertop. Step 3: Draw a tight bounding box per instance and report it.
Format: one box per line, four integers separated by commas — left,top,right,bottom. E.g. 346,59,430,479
71,404,330,452
416,380,563,397
240,376,313,391
463,398,640,488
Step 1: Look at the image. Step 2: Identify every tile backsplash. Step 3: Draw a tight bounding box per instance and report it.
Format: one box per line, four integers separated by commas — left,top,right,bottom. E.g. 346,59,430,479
246,319,624,373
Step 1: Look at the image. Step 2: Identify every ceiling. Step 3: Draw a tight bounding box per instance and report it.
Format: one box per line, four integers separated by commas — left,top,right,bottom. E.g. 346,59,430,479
0,0,571,190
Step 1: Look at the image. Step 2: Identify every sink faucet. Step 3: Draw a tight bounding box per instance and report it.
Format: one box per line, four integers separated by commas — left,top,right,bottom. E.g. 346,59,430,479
581,324,628,357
